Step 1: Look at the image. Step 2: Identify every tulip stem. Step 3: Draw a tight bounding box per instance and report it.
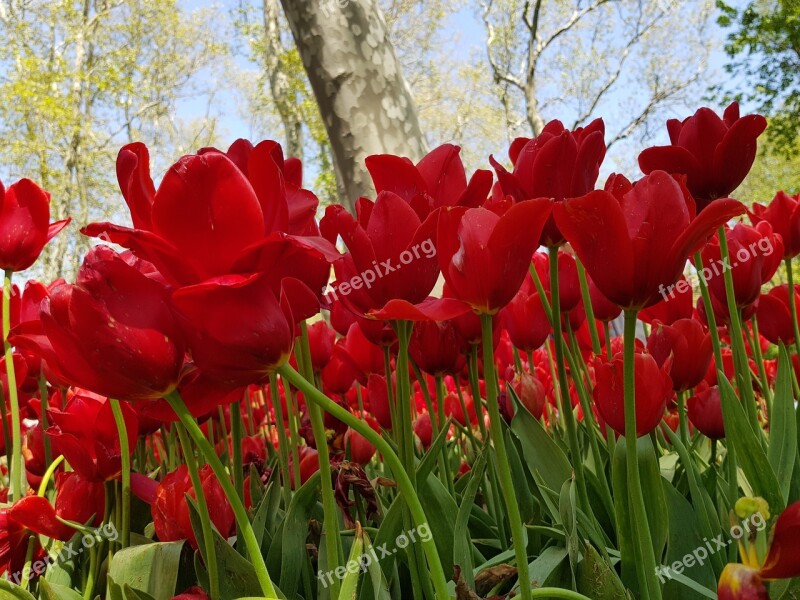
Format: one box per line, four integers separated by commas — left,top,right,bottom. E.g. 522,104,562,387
297,321,343,596
165,391,279,599
3,270,24,502
37,373,52,468
547,248,591,515
576,259,602,355
527,590,593,600
268,373,293,508
623,309,662,600
173,422,220,600
785,258,800,361
109,399,131,549
716,230,760,431
481,313,532,600
277,362,452,600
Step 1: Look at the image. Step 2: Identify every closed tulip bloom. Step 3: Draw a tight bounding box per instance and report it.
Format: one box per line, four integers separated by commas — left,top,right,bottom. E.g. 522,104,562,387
647,318,712,392
533,251,582,313
750,191,800,259
700,222,782,310
554,171,744,309
11,247,185,400
593,351,673,437
366,144,493,219
0,178,70,272
588,277,622,322
639,102,767,211
408,319,465,376
686,385,725,440
437,199,552,314
491,119,606,246
500,274,551,352
307,320,336,372
757,285,800,345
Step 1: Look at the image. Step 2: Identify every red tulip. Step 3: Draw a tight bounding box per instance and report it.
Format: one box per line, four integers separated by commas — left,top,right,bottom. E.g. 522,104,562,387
757,285,800,345
437,199,552,314
699,222,782,310
307,320,336,371
11,247,185,400
366,373,392,430
491,119,606,246
760,500,800,579
750,191,800,259
647,318,712,392
83,142,334,291
366,144,492,220
172,586,211,600
0,178,69,272
554,171,744,309
532,251,582,312
345,420,378,465
717,564,768,600
687,385,725,440
639,276,694,325
8,472,105,542
593,352,672,437
408,319,465,376
171,272,295,387
639,102,767,211
152,465,234,549
413,413,433,449
509,371,546,420
500,276,551,352
46,392,138,481
588,276,622,322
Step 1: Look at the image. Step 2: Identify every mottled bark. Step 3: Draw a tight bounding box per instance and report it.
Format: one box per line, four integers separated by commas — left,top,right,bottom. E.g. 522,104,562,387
279,0,427,211
262,0,304,160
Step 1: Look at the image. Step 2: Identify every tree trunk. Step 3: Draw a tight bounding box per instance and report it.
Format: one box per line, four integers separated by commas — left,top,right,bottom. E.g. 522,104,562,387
279,0,427,211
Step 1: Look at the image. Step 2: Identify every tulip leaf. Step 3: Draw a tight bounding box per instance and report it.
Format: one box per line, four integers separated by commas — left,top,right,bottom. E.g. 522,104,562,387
36,580,84,600
768,346,797,503
718,374,785,512
0,579,35,600
417,471,458,579
661,480,718,599
265,471,320,600
107,541,184,600
527,546,570,589
453,451,487,589
575,543,627,600
337,523,366,600
417,417,451,482
122,585,157,600
509,386,571,494
358,494,403,600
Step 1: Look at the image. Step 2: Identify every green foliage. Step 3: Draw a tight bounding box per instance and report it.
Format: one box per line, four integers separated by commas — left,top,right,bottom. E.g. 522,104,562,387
0,0,227,279
717,0,800,155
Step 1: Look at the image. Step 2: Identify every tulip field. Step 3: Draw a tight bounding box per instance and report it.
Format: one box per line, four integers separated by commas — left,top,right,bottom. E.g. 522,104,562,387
1,103,800,600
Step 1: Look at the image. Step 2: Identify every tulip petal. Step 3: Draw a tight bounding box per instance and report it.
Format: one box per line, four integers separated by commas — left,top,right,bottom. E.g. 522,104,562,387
760,500,800,579
416,144,467,209
367,297,471,321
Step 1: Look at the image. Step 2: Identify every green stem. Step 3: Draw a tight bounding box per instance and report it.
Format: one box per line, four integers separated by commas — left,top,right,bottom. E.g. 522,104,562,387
528,590,594,600
37,372,52,468
576,258,602,355
173,422,221,600
623,310,662,600
277,363,451,600
109,399,131,549
4,270,24,501
268,374,292,509
481,313,532,600
716,230,759,430
785,258,800,360
547,247,590,512
165,391,278,599
297,322,343,596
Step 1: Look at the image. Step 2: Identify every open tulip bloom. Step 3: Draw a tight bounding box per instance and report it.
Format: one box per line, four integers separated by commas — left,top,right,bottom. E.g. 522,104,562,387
2,104,800,600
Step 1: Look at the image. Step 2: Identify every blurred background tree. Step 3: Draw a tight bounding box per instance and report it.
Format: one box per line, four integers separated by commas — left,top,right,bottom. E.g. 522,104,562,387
0,0,227,279
1,0,799,277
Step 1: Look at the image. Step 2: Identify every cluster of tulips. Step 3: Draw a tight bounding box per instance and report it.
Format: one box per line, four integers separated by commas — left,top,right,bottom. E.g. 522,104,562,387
0,102,799,600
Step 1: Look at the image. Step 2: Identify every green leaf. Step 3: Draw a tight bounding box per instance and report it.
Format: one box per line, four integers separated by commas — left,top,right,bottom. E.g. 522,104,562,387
661,481,718,599
417,472,458,579
122,585,157,600
0,578,35,600
107,541,184,600
265,471,320,599
509,388,571,494
576,543,627,600
37,580,83,600
338,524,366,600
528,547,569,588
769,346,797,503
453,452,487,589
719,374,784,512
